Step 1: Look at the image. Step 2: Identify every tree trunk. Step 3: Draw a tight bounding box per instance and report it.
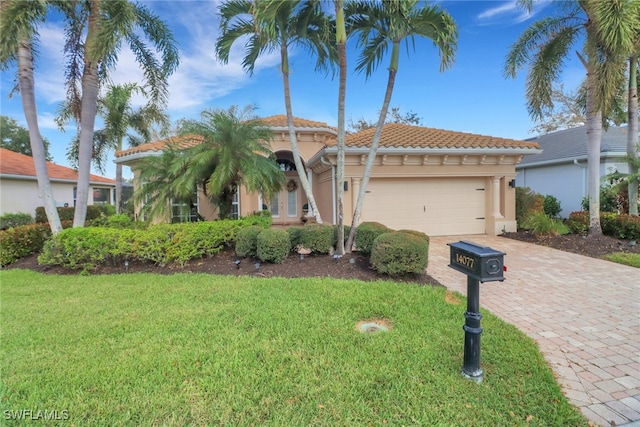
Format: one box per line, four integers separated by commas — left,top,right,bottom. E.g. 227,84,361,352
335,0,347,255
345,43,399,252
628,55,638,216
280,43,323,224
585,64,603,235
74,0,100,228
17,39,62,233
115,162,123,214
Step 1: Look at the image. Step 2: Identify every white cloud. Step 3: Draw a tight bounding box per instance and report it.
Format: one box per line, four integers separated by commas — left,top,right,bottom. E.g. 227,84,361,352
476,0,548,26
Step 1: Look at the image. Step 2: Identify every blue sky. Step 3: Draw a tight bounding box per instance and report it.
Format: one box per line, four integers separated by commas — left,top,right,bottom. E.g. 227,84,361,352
0,1,586,180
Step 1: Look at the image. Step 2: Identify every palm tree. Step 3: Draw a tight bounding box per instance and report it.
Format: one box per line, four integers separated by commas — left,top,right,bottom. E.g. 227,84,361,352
335,0,348,255
60,83,170,214
344,0,458,251
0,0,63,233
216,0,336,224
505,0,639,234
626,48,639,215
136,106,285,222
62,1,179,227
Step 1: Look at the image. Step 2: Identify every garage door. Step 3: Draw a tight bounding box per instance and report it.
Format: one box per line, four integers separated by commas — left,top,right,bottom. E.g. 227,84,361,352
361,178,486,236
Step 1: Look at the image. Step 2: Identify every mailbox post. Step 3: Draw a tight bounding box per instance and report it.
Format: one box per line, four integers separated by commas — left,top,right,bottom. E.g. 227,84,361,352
448,241,505,383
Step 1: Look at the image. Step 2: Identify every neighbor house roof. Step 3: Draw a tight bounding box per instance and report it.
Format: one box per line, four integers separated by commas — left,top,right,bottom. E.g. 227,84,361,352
518,125,629,167
0,148,115,184
260,115,335,130
327,123,540,150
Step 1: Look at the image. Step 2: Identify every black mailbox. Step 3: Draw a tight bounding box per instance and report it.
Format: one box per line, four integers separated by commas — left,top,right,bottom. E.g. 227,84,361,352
448,241,505,282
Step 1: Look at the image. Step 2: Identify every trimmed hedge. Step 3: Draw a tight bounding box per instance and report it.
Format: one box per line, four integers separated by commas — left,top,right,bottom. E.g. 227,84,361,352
1,224,52,266
286,226,304,250
35,205,107,223
566,211,640,240
0,213,33,230
301,224,335,254
235,226,264,257
370,231,429,276
256,228,290,264
355,222,391,255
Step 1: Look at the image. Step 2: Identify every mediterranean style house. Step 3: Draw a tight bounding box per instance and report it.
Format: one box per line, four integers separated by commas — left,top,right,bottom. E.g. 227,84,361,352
115,115,541,236
0,148,116,217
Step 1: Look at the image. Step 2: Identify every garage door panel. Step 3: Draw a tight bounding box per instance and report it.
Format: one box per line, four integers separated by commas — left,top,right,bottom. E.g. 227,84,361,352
361,178,486,236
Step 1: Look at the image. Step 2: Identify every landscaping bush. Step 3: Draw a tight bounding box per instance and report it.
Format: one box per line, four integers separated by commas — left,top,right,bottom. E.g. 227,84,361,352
0,213,34,230
301,223,335,254
87,213,139,229
35,205,110,223
235,226,263,258
287,226,304,250
355,222,391,255
580,185,619,213
515,187,543,226
0,223,52,266
333,225,351,247
397,229,430,243
256,228,290,264
567,211,589,234
370,231,429,276
542,195,561,218
521,212,569,236
600,212,618,236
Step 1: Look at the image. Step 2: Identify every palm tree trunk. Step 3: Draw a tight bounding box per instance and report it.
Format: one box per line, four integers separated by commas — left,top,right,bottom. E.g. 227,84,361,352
628,56,638,216
74,0,100,228
335,0,347,255
585,64,603,235
17,39,62,233
115,162,123,214
280,43,323,224
345,43,398,252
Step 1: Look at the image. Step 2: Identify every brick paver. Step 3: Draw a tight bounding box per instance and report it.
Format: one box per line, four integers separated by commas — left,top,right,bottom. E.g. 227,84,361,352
428,235,640,427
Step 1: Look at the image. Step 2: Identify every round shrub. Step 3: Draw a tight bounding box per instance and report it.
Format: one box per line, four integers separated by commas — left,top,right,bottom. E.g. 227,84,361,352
235,225,263,257
543,195,561,218
0,212,34,230
370,231,429,276
397,229,430,243
301,223,334,254
287,226,304,250
256,228,291,264
355,222,390,255
566,211,588,234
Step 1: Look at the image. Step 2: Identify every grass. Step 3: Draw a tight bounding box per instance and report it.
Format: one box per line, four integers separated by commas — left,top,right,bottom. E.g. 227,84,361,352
0,270,587,426
604,252,640,268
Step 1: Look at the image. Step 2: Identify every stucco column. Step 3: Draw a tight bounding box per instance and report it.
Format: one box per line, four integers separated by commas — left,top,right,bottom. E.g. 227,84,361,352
492,176,503,218
306,168,314,216
351,178,361,220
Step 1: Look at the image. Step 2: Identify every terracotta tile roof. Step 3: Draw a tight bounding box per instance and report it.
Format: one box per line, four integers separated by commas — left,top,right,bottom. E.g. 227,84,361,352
0,148,115,184
260,115,334,130
115,134,205,158
330,124,540,150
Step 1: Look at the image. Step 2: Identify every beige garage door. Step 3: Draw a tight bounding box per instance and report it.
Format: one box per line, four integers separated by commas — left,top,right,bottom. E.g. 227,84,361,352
361,178,486,236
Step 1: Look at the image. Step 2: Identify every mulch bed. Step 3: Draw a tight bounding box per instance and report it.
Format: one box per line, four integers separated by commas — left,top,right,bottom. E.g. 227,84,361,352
500,231,639,258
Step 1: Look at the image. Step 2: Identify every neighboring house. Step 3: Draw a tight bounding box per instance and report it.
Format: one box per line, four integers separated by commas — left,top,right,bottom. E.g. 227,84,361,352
516,126,632,217
0,148,116,217
115,115,541,236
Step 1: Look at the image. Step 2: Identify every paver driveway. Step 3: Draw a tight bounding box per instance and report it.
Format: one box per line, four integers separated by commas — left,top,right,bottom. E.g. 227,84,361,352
427,235,640,427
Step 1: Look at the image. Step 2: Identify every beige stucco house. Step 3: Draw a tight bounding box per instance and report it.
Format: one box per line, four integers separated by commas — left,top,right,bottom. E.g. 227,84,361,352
0,148,116,217
114,115,541,236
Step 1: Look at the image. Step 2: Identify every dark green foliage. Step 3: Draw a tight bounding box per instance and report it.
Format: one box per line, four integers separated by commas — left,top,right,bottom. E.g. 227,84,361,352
580,185,620,213
542,195,561,217
0,224,51,266
287,226,304,250
397,229,430,243
35,205,107,223
87,214,139,229
333,225,351,247
0,115,52,160
256,228,290,264
567,211,639,239
355,222,391,255
0,213,33,230
301,224,335,254
567,211,589,234
235,226,263,257
370,232,429,276
515,187,543,226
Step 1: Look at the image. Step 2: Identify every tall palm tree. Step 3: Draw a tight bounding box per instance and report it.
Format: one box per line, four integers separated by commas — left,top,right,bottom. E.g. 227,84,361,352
626,45,639,215
335,0,348,255
216,0,336,224
62,0,179,227
0,0,63,233
136,106,285,222
60,83,170,213
505,0,639,234
344,0,458,251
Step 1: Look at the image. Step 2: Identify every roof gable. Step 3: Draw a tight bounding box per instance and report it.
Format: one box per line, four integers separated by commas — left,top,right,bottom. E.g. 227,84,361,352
0,148,115,184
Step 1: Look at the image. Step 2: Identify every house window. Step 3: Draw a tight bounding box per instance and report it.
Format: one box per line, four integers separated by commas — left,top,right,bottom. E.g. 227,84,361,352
93,187,112,205
231,188,240,220
171,188,199,223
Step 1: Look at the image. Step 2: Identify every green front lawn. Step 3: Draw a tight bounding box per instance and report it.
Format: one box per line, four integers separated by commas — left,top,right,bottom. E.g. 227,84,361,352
604,252,640,268
1,270,587,426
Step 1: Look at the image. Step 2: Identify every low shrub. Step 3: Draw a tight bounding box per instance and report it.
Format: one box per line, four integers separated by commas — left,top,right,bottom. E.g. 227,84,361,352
0,223,52,266
370,231,429,276
516,187,544,226
600,212,618,236
397,229,430,243
542,195,562,218
521,212,569,236
567,211,589,234
88,213,138,229
256,228,290,264
301,223,335,254
0,213,34,230
35,205,111,223
239,211,273,228
235,226,263,258
287,227,304,250
355,222,391,255
611,214,640,240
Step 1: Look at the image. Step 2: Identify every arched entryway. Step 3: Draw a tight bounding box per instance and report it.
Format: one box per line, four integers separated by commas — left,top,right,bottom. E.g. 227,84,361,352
267,151,309,225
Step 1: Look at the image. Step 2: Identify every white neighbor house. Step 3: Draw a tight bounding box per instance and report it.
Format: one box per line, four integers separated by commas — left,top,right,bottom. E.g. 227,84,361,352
515,125,632,217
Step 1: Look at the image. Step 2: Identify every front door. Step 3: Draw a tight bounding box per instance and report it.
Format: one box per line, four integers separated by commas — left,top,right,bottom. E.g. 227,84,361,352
271,178,299,225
